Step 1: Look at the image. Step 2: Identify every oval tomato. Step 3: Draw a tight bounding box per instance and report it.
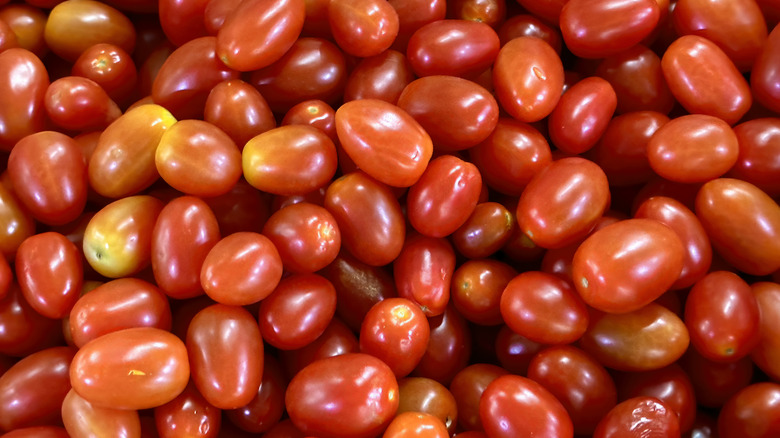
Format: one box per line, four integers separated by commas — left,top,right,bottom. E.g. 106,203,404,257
0,48,48,151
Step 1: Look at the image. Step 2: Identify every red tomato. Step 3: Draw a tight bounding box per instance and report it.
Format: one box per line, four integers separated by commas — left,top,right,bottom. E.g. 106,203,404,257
661,35,751,125
493,36,564,123
158,0,209,46
479,374,574,438
7,131,87,225
156,119,242,197
451,259,516,325
383,412,449,438
397,76,499,152
560,0,660,59
152,196,220,300
281,99,338,143
204,79,276,148
0,346,76,431
336,99,432,188
548,77,617,154
718,383,780,438
71,43,138,104
15,232,82,319
695,178,780,276
216,0,304,71
44,76,120,132
406,155,482,238
468,118,552,196
500,271,589,345
527,345,617,435
673,0,767,72
70,327,189,410
285,353,399,438
727,118,780,197
62,389,141,438
360,297,430,377
452,202,515,259
572,218,685,314
200,232,283,306
393,234,455,317
343,50,415,104
43,0,135,62
258,274,337,350
278,317,359,379
396,377,458,435
324,172,405,267
387,0,447,52
187,303,264,409
593,396,680,437
407,19,499,78
0,284,62,357
262,202,340,273
517,157,610,249
0,5,46,57
449,364,509,431
413,304,472,385
225,354,285,434
579,304,690,371
498,14,562,52
752,282,780,381
514,0,568,24
68,278,171,348
328,0,398,57
681,348,753,409
752,23,780,113
0,48,48,151
243,125,338,196
595,45,675,114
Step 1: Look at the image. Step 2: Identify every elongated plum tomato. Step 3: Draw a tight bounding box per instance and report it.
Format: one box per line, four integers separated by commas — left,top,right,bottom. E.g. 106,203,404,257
0,48,48,152
285,353,399,438
335,99,432,188
492,36,564,123
516,157,610,249
328,0,399,58
572,218,684,314
15,232,83,319
82,195,164,279
695,178,780,275
70,327,190,410
7,130,87,226
216,0,305,71
61,388,142,438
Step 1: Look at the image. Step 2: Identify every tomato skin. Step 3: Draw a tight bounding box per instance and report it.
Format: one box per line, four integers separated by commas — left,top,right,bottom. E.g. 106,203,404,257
0,346,76,431
225,354,285,434
413,304,471,385
0,181,35,261
393,234,455,317
548,77,616,154
572,219,684,314
62,388,142,438
673,0,767,72
695,178,780,275
281,99,338,143
0,5,46,57
360,297,430,377
200,232,283,306
469,118,552,196
328,0,398,58
8,131,87,226
480,374,574,438
383,412,449,438
0,48,48,151
204,79,276,148
70,327,190,410
452,202,515,259
68,278,172,348
451,259,515,325
83,195,164,279
560,0,660,59
324,172,405,267
156,119,242,197
406,155,482,238
593,396,681,437
718,382,780,438
344,50,414,104
44,76,121,132
752,282,780,381
152,36,240,120
579,304,690,371
0,427,70,438
752,24,780,113
336,99,432,188
727,118,780,197
243,125,338,196
258,274,337,350
634,196,712,290
89,104,177,199
397,76,498,152
517,157,610,249
279,316,359,379
217,0,304,71
527,345,617,435
647,114,739,183
72,43,138,105
684,271,760,362
285,353,400,438
187,304,264,410
396,377,458,435
493,36,564,123
595,45,674,114
407,19,499,78
44,0,135,62
661,35,751,125
15,232,82,319
0,18,18,53
152,196,220,300
498,14,562,52
500,271,589,345
0,284,62,357
158,0,209,46
681,349,753,409
449,364,508,432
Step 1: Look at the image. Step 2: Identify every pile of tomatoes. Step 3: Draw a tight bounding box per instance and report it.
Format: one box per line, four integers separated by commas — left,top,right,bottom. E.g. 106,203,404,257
0,0,779,436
